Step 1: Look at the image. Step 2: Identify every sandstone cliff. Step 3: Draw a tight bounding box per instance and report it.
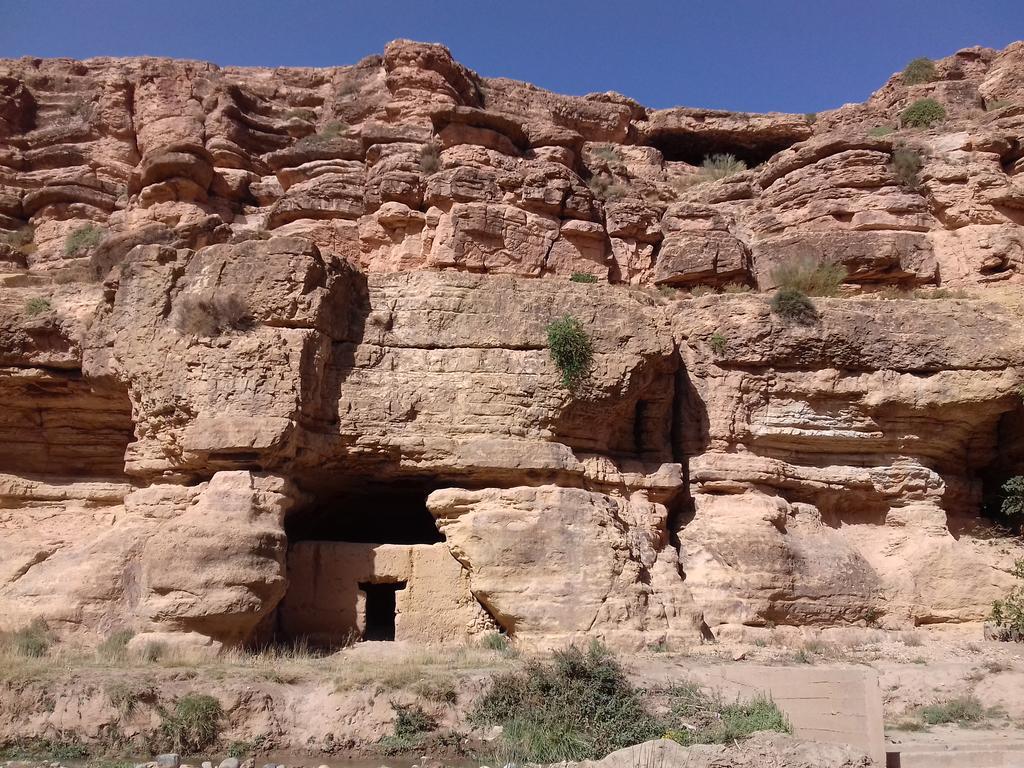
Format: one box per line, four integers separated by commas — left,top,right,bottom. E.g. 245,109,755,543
1,40,1023,649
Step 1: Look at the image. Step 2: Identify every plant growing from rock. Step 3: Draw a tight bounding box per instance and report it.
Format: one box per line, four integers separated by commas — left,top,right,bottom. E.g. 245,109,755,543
709,332,727,356
869,125,895,137
170,290,252,337
545,315,593,392
294,120,349,150
700,153,746,181
892,146,924,188
770,287,818,324
24,297,52,317
901,98,946,128
772,257,847,297
570,272,598,283
902,57,938,85
64,224,104,256
159,693,223,753
587,174,628,201
592,145,621,163
1,225,34,252
419,143,441,174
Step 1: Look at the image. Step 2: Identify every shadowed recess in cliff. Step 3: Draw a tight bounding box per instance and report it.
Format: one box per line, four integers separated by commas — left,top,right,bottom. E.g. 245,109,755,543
642,127,803,167
286,479,446,544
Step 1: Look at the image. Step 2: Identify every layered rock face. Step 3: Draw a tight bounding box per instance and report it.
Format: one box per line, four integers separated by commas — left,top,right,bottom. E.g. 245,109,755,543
1,40,1023,649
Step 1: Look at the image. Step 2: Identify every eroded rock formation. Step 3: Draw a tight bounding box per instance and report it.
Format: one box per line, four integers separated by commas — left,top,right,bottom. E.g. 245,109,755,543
1,40,1023,649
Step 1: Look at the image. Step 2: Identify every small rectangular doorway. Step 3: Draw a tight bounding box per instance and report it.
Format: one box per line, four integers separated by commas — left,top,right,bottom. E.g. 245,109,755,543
359,581,406,641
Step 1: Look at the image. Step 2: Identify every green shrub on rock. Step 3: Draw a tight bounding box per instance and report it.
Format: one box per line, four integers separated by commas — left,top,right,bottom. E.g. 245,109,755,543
901,98,946,128
902,57,938,85
772,257,846,297
770,287,818,324
546,315,593,392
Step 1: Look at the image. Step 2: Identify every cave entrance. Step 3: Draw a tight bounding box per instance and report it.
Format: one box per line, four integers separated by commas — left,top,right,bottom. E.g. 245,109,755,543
359,581,405,641
644,130,802,167
285,480,445,544
278,477,457,647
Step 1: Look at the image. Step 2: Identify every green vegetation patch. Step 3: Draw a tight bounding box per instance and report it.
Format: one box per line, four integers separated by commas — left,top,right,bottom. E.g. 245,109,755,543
666,684,791,746
902,57,938,85
471,643,664,763
64,224,104,256
546,315,594,392
901,98,946,128
159,693,223,754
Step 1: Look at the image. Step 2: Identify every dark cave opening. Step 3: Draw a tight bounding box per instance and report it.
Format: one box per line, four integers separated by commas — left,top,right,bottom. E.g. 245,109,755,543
359,581,405,641
286,480,446,544
644,131,800,168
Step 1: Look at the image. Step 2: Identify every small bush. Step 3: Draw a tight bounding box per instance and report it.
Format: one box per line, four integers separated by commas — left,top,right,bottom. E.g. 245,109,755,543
587,174,628,201
143,641,167,662
413,679,458,704
700,153,747,181
689,284,715,297
667,685,791,746
546,315,593,392
721,282,751,294
97,629,134,661
2,225,34,250
64,224,104,256
419,143,441,174
6,619,53,658
24,297,52,316
472,642,663,763
160,693,223,753
592,145,621,163
709,332,727,356
570,272,598,283
283,107,317,122
869,126,895,137
106,681,155,718
770,287,818,324
480,632,510,652
902,57,938,85
892,147,923,188
804,112,817,125
920,695,987,726
393,702,438,736
170,290,251,337
901,98,946,128
772,257,847,297
991,556,1024,640
1000,477,1024,521
294,120,349,150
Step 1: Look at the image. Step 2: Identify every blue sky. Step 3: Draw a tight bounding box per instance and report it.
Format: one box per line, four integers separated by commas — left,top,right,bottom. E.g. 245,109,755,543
1,1,1021,113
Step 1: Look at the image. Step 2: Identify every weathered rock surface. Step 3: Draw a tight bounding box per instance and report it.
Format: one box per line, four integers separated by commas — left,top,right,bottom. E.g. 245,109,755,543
1,40,1023,648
